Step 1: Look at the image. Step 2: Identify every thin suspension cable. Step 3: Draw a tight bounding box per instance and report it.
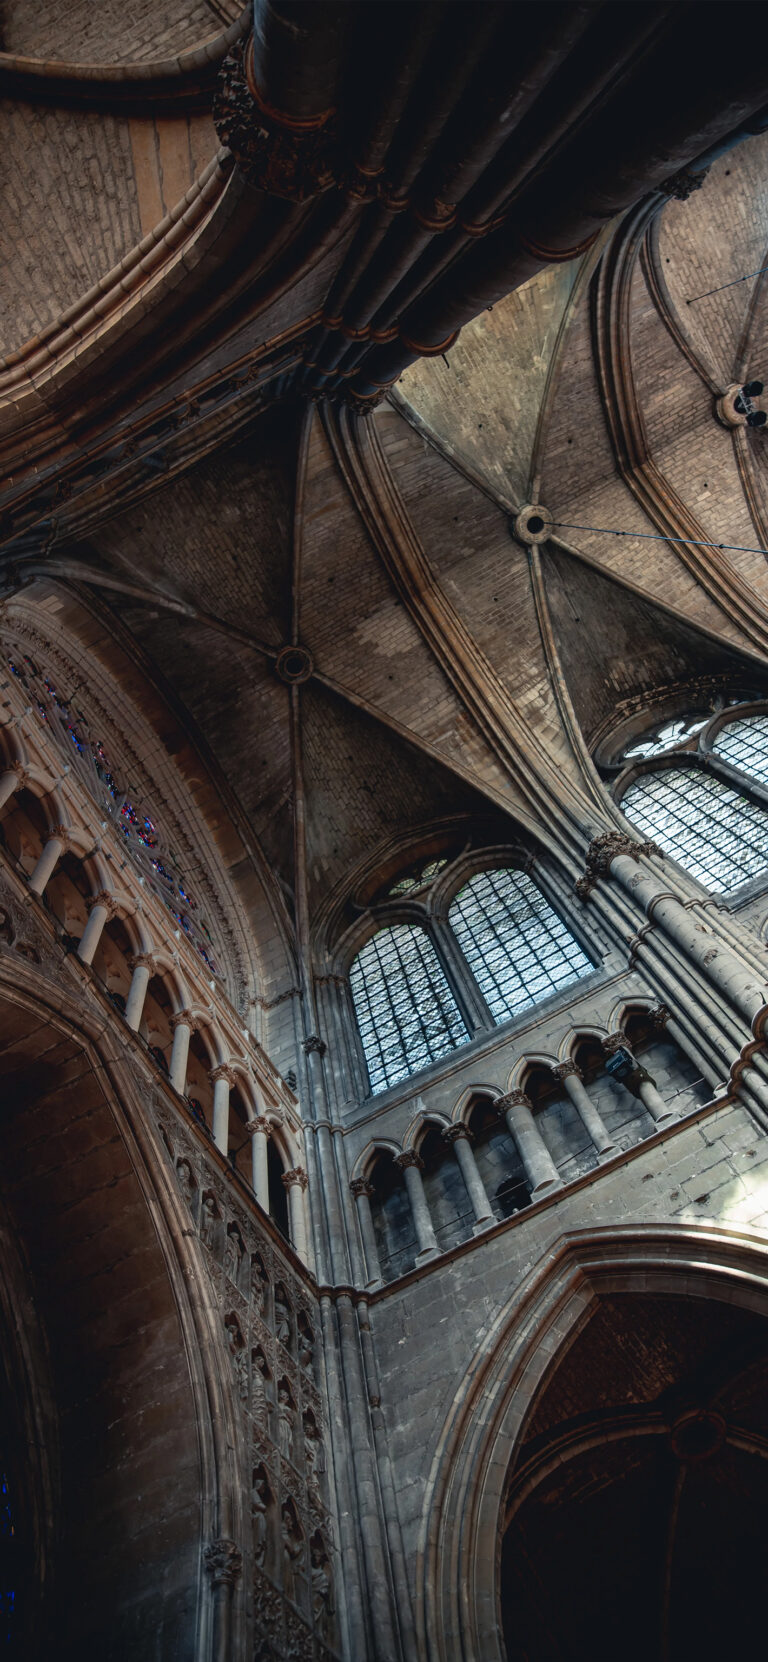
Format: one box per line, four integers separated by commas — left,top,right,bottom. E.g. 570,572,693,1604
686,263,768,304
552,522,767,555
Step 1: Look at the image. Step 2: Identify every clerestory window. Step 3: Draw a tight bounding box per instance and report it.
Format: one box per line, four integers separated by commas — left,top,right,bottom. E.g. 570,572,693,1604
622,766,768,894
349,924,469,1094
449,867,593,1024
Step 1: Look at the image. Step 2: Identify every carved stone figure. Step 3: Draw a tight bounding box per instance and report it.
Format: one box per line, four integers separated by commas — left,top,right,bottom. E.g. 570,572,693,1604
310,1534,334,1642
176,1157,196,1207
223,1223,244,1283
251,1347,270,1427
251,1252,268,1316
252,1465,271,1567
281,1501,305,1603
277,1379,295,1462
274,1286,292,1349
302,1410,323,1500
200,1192,218,1251
297,1312,314,1376
225,1316,248,1402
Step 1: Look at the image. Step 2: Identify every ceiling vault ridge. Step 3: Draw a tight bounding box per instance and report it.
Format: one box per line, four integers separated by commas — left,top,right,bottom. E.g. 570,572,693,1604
595,199,768,654
324,402,607,866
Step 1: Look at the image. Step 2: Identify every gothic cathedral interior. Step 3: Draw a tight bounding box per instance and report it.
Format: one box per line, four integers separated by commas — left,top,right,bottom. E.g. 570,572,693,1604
2,3,768,1658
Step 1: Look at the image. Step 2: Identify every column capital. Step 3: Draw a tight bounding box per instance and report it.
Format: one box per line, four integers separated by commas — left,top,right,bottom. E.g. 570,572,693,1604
282,1166,308,1191
303,1034,327,1057
47,822,71,845
210,1063,237,1087
395,1149,423,1172
443,1122,472,1145
246,1115,272,1138
169,1008,196,1032
552,1060,582,1082
203,1537,243,1588
88,889,119,917
496,1089,532,1113
6,760,27,784
350,1176,374,1199
129,952,157,973
575,831,661,900
602,1032,631,1057
647,1004,670,1033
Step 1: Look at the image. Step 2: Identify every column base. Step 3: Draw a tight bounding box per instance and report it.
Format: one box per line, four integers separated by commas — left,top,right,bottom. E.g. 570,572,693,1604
472,1215,495,1235
653,1111,678,1128
415,1245,440,1265
365,1277,385,1292
597,1143,618,1162
530,1177,561,1199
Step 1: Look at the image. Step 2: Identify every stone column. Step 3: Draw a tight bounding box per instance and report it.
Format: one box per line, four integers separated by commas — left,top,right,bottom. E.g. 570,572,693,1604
443,1123,495,1230
577,832,768,1024
282,1166,309,1259
350,1177,383,1287
0,761,26,812
28,824,68,896
169,1009,194,1095
246,1115,271,1211
496,1089,561,1197
77,889,117,965
204,1537,242,1662
602,1032,677,1127
395,1150,440,1263
552,1060,616,1157
125,953,155,1031
210,1064,236,1154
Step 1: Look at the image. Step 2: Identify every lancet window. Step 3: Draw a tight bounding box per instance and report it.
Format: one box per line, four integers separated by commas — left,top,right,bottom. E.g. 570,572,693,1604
615,704,768,896
349,925,469,1094
448,868,592,1023
347,858,594,1096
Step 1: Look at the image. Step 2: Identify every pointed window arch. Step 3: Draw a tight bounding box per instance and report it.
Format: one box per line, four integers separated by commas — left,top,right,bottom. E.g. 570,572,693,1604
712,713,768,789
448,867,593,1024
350,925,469,1094
622,767,768,893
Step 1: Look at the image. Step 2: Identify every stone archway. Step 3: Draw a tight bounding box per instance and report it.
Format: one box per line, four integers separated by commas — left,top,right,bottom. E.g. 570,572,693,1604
419,1224,768,1662
0,988,216,1660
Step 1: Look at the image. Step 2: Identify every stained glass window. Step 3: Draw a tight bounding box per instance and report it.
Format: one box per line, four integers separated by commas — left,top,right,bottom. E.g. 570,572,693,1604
350,925,469,1094
388,857,447,897
713,713,768,790
449,868,593,1024
624,715,709,760
622,767,768,893
6,649,219,974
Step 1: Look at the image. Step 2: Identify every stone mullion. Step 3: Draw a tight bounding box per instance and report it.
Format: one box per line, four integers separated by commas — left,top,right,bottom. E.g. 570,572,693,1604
698,748,768,816
429,914,495,1036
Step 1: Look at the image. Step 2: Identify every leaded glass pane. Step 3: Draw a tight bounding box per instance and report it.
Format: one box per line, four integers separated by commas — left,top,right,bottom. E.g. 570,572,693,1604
622,767,768,894
350,925,469,1095
448,868,593,1026
713,714,768,790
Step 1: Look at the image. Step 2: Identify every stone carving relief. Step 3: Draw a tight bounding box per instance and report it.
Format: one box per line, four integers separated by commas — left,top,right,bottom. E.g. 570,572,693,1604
145,1099,338,1656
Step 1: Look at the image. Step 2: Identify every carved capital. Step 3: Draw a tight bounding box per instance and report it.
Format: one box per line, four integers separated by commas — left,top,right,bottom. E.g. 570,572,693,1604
350,1177,374,1199
213,38,338,202
575,832,660,900
203,1537,243,1588
442,1123,472,1145
47,823,71,845
5,760,27,785
129,952,157,973
647,1004,670,1033
210,1063,237,1087
169,1008,196,1033
395,1150,423,1172
552,1060,581,1082
88,889,118,917
496,1089,532,1113
282,1166,308,1191
602,1032,631,1057
303,1034,327,1058
246,1115,272,1138
663,164,709,201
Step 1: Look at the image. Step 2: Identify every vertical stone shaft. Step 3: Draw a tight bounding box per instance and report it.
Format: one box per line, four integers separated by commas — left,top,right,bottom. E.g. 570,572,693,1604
497,1090,561,1196
396,1151,439,1260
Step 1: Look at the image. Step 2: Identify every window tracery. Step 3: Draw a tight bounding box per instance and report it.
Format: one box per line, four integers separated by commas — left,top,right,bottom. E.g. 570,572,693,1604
6,648,219,975
617,704,768,895
349,924,469,1094
448,868,593,1025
